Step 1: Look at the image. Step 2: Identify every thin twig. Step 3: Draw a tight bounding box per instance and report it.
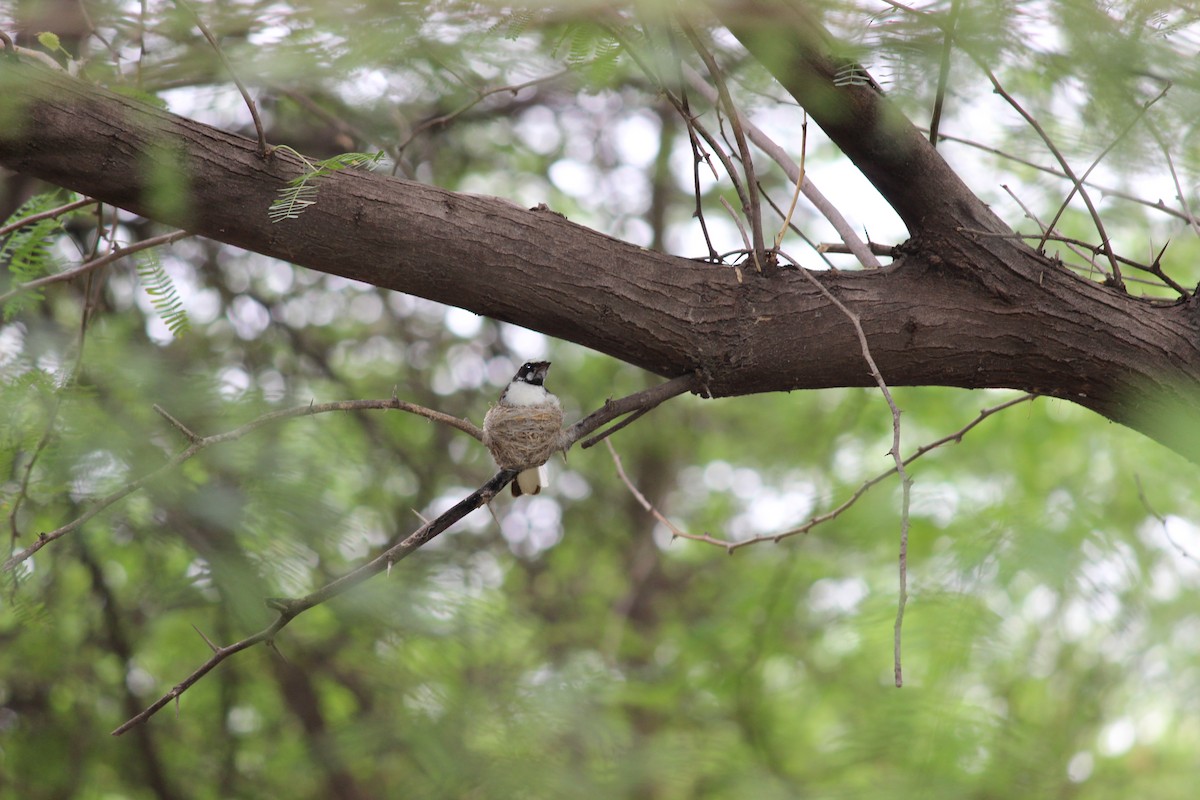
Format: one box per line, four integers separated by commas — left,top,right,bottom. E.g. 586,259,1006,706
680,66,880,269
1134,474,1198,564
610,25,749,265
720,196,750,283
773,113,807,251
928,0,960,147
1147,119,1200,241
1037,83,1170,257
681,21,767,273
111,467,515,736
759,185,840,270
396,68,570,153
930,128,1195,225
784,255,913,686
0,230,191,306
980,66,1122,289
610,392,1036,553
0,196,97,238
173,0,268,157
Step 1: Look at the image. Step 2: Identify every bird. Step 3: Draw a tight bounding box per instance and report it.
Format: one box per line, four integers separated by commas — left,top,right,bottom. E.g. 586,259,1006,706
486,360,561,497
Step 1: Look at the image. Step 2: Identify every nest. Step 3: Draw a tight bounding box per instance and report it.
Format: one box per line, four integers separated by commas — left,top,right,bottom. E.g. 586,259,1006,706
482,402,565,471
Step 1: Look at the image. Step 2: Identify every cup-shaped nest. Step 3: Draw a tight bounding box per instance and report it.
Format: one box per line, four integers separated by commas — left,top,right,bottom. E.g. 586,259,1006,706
482,403,565,471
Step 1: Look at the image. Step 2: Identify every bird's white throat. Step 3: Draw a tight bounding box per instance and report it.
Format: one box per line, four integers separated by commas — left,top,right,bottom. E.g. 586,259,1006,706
503,381,558,408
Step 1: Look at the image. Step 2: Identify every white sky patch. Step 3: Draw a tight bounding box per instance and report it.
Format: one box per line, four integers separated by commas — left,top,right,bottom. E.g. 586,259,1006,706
809,576,870,616
445,307,483,338
217,365,251,399
548,159,598,198
499,324,549,360
516,106,564,155
613,112,661,168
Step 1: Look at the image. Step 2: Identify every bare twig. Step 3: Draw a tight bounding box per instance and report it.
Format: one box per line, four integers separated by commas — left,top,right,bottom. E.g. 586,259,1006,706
172,0,268,157
759,185,840,270
0,229,191,306
396,68,570,153
1038,83,1170,257
928,0,960,147
680,66,880,269
981,65,1123,289
608,25,751,265
112,468,515,736
719,196,750,283
563,373,699,446
817,241,896,258
610,392,1037,553
930,128,1195,225
783,255,912,686
1135,474,1198,564
0,196,97,238
681,21,767,273
1146,119,1200,241
773,113,807,251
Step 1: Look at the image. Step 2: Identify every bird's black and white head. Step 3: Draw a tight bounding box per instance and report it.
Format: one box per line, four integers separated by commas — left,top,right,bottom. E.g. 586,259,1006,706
500,361,553,407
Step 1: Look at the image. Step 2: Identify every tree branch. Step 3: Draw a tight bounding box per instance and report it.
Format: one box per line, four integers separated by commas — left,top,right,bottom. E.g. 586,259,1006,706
2,59,1199,461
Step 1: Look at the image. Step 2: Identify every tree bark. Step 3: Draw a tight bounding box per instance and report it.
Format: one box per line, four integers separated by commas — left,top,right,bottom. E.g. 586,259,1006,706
1,58,1199,461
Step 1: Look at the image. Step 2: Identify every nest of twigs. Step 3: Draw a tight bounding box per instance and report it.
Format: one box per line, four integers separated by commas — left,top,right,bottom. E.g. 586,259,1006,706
482,403,565,471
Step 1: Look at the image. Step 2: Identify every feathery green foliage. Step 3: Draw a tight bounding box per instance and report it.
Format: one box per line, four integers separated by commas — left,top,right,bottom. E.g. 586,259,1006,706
134,250,190,337
0,192,69,319
269,148,385,223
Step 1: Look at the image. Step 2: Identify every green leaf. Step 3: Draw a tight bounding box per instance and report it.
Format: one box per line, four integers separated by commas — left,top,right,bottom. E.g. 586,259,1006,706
134,251,190,337
268,150,384,223
1,192,69,319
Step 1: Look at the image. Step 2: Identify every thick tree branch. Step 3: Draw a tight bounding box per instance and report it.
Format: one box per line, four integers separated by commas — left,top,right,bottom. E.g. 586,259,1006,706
2,61,1199,461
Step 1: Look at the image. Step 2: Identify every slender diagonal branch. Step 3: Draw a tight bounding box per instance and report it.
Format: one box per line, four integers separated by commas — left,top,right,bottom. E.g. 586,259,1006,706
0,196,97,237
928,0,960,147
980,66,1123,289
109,373,697,733
173,0,268,157
1036,83,1171,258
783,254,912,686
0,229,191,305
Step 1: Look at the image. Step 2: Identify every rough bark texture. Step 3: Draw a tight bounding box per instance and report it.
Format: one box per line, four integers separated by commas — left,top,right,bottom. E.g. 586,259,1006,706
1,43,1199,460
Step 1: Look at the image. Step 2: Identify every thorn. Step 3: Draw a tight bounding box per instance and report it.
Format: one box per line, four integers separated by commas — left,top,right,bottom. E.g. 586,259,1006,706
267,639,289,664
191,624,219,653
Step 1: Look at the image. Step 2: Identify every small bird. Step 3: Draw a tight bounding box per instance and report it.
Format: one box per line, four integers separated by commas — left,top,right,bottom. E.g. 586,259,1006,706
490,361,561,496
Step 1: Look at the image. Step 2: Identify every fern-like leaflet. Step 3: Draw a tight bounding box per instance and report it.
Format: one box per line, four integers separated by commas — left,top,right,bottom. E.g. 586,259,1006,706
1,192,71,319
269,148,385,223
135,251,191,337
